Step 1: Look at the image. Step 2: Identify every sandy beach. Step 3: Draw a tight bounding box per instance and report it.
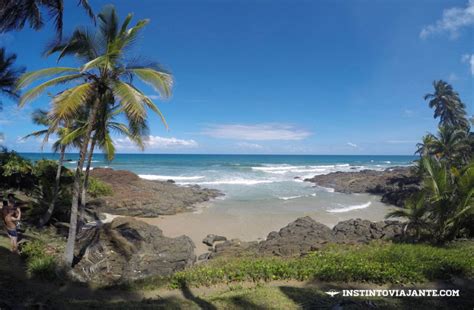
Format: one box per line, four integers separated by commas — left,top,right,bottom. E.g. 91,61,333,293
141,193,395,255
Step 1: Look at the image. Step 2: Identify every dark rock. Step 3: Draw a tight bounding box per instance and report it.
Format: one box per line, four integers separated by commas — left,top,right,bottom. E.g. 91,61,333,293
88,168,222,217
304,167,420,207
72,217,196,285
210,239,258,258
167,179,175,183
202,234,227,246
258,216,335,256
333,218,404,243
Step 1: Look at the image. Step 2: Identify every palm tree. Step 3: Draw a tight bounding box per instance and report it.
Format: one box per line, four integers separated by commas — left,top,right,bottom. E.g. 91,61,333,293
415,134,436,157
0,47,24,144
0,47,24,108
77,102,148,220
424,80,470,131
17,5,173,266
386,192,428,240
424,126,470,165
0,0,94,38
22,109,84,226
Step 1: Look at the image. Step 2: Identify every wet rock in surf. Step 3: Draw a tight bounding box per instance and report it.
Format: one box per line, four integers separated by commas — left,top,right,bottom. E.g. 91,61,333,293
304,167,420,207
72,217,196,285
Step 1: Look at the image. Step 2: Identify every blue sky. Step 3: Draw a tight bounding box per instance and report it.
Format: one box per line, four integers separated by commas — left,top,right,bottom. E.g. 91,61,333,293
1,0,473,155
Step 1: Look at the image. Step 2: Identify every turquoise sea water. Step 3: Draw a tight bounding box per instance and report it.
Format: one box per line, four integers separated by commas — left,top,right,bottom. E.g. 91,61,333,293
20,153,415,214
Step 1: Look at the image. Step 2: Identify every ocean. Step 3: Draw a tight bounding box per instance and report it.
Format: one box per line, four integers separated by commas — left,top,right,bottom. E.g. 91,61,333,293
21,153,415,215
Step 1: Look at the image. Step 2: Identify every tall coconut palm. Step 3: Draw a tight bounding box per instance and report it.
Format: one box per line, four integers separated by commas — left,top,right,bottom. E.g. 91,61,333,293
17,5,172,266
424,80,470,131
68,102,148,220
0,0,94,38
23,109,83,226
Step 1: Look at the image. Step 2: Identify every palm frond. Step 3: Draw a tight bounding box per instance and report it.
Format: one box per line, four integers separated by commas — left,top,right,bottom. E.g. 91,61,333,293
17,67,79,89
19,73,83,107
51,82,93,120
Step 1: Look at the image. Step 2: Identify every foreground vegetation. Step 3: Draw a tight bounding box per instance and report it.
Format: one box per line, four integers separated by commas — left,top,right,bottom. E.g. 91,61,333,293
1,236,473,309
141,241,474,289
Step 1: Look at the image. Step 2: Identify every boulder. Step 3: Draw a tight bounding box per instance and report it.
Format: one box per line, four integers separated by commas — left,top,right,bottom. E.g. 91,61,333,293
333,218,404,243
202,234,227,246
210,239,258,258
89,168,222,217
72,217,196,285
258,216,335,256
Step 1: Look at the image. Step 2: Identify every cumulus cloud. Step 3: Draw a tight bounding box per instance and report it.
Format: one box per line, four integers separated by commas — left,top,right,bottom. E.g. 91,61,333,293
201,124,311,141
116,135,198,150
462,54,474,74
420,0,474,39
347,142,358,148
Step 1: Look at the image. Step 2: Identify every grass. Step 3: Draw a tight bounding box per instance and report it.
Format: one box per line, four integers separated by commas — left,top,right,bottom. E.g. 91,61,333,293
129,241,474,289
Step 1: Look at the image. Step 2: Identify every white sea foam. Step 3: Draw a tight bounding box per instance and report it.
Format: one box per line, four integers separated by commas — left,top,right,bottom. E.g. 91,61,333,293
316,186,335,192
327,201,371,213
252,163,366,177
188,178,276,186
278,193,317,200
139,175,205,181
278,195,304,200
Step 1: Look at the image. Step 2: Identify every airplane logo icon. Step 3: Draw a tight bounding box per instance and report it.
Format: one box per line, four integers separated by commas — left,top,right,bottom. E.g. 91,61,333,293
325,290,340,297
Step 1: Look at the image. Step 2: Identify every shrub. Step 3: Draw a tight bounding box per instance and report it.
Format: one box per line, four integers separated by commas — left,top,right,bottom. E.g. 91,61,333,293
88,177,113,197
21,240,59,281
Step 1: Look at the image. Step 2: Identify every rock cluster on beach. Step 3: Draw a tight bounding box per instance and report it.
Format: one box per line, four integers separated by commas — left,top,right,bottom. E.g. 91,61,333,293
304,167,420,206
72,216,404,284
201,216,404,259
88,168,222,217
73,217,196,285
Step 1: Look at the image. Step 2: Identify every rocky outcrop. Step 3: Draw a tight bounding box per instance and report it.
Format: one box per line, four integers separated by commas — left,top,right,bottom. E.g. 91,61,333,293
258,216,335,256
89,168,222,217
332,219,404,243
206,217,405,259
304,167,420,207
72,217,196,285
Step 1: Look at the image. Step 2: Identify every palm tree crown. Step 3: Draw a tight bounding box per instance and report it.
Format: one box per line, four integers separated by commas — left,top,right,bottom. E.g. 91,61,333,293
424,80,470,131
0,0,94,38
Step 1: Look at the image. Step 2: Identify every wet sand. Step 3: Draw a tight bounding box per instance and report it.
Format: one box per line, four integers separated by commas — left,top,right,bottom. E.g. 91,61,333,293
141,193,396,255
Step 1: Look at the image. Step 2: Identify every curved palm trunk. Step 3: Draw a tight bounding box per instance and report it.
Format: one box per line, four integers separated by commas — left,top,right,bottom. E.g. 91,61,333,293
39,144,66,227
64,99,100,267
79,135,97,225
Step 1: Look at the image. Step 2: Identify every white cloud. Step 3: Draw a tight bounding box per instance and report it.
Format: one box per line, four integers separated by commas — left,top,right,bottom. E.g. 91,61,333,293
386,140,418,144
420,0,474,39
448,73,459,81
201,124,311,141
116,135,198,150
461,54,474,74
236,142,264,150
146,95,160,100
403,109,415,117
347,142,358,148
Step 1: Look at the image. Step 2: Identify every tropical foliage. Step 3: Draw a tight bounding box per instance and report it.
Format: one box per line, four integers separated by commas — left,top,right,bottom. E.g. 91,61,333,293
16,5,173,265
387,81,473,243
0,0,94,38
